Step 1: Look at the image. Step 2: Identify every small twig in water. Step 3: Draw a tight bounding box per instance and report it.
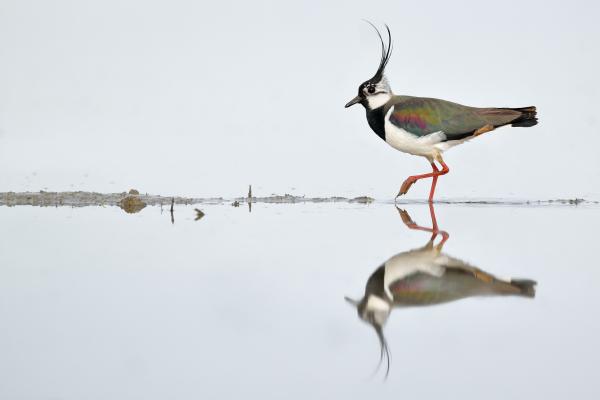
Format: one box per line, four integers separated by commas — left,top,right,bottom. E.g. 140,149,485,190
170,197,175,224
248,185,252,213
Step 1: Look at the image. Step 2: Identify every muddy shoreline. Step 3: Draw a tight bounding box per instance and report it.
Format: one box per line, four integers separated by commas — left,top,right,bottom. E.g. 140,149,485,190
0,190,376,209
0,190,595,209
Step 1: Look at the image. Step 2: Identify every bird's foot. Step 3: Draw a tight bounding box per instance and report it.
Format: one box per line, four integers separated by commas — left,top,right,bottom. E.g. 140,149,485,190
399,210,414,225
397,178,416,198
398,208,417,228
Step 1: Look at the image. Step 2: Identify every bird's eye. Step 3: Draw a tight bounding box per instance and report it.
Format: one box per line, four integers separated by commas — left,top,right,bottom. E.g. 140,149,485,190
367,86,375,94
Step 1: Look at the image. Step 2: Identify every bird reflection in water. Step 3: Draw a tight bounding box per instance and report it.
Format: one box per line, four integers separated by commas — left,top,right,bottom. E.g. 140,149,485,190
345,204,536,378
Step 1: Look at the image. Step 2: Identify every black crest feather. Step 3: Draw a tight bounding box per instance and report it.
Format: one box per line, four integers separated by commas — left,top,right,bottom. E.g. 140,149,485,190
363,21,393,82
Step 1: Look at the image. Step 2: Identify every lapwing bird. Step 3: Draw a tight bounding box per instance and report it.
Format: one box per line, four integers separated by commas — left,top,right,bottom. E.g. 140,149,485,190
345,24,538,202
345,205,536,377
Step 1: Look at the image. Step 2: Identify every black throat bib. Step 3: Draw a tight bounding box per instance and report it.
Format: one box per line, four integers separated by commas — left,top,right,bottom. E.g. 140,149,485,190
365,106,386,141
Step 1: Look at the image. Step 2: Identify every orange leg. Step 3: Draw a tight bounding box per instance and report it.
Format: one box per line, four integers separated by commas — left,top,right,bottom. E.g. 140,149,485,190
396,160,450,203
428,161,450,202
429,163,440,202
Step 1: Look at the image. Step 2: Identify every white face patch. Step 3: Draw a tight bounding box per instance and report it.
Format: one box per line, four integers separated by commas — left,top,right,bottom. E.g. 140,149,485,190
361,295,391,326
365,295,390,312
366,92,392,109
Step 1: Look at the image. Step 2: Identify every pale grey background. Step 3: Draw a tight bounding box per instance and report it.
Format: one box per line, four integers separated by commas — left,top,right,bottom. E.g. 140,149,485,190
1,0,599,200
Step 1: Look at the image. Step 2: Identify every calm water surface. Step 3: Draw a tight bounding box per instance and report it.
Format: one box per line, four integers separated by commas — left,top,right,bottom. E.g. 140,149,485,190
1,203,599,399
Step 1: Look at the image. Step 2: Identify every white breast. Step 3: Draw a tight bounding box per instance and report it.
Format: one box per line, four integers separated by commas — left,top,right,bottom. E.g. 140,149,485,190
383,249,447,299
383,108,447,159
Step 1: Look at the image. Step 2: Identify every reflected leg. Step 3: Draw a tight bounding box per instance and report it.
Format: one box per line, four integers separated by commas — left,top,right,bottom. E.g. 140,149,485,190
396,203,449,245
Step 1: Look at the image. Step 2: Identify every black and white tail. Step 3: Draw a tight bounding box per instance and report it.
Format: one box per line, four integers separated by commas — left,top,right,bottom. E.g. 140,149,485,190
510,106,538,127
511,279,537,297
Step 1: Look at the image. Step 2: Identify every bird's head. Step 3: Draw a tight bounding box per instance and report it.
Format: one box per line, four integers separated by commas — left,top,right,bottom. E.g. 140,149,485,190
345,294,391,378
345,23,394,111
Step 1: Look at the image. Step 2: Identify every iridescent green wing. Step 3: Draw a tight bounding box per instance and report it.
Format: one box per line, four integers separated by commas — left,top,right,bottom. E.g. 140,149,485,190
389,97,491,140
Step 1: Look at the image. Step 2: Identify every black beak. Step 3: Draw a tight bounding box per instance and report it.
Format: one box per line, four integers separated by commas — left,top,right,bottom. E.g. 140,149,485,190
345,95,362,108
